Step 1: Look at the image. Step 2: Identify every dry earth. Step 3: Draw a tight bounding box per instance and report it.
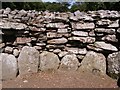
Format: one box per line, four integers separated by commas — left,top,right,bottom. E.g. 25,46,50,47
2,70,119,88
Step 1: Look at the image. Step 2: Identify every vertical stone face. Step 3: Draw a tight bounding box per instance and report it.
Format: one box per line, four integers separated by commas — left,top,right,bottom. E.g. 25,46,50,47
78,51,106,75
107,52,120,79
0,53,18,80
59,54,80,71
39,51,60,71
18,46,39,75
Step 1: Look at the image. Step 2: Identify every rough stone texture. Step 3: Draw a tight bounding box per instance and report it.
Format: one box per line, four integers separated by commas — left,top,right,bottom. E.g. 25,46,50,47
102,35,118,42
107,52,120,79
78,51,106,75
68,37,95,43
72,31,88,36
0,53,18,80
47,37,68,44
66,47,87,55
13,49,20,57
4,46,13,54
72,23,95,30
59,54,80,71
18,46,39,75
39,51,60,71
95,28,116,34
94,42,118,51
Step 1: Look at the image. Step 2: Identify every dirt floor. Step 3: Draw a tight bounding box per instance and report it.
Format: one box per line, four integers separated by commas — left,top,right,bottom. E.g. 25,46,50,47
2,70,118,88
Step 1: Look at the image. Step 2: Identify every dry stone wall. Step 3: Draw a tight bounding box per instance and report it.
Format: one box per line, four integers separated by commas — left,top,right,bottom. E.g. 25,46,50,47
0,8,120,80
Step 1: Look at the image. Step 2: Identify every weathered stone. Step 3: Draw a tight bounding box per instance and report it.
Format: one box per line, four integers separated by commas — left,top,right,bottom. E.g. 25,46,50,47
4,46,13,54
57,29,68,33
47,37,68,44
3,8,11,14
46,45,65,49
87,44,103,52
78,51,106,75
47,32,57,38
108,20,119,28
66,47,87,55
13,49,20,57
0,53,18,80
0,43,5,49
98,10,119,19
107,52,120,79
68,37,95,43
33,46,42,50
89,30,96,37
96,19,111,26
72,22,95,30
46,23,68,29
69,16,78,21
58,51,68,58
102,35,118,42
39,51,60,71
18,9,27,16
95,28,116,34
18,46,39,75
59,54,80,71
117,28,120,33
72,31,88,36
16,37,31,44
53,49,61,54
36,43,46,46
94,41,118,51
76,55,85,60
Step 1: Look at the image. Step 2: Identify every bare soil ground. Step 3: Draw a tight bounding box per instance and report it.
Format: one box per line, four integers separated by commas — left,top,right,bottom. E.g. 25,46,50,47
2,71,118,88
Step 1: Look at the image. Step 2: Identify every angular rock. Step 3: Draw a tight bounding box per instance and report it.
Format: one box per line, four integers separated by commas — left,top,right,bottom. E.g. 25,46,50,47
13,49,20,57
68,37,95,43
94,41,118,51
58,51,68,58
72,22,95,30
89,30,96,37
102,35,118,42
117,28,120,33
59,54,80,71
47,37,68,44
78,51,106,75
76,55,85,60
87,44,103,52
4,46,13,54
95,28,116,34
47,32,57,38
3,8,11,14
18,46,39,75
39,51,60,71
107,52,120,79
72,31,88,36
0,53,18,80
108,20,119,28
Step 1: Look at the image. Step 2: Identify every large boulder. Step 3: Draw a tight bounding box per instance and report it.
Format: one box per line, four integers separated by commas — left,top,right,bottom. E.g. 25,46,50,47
59,54,80,71
78,51,106,75
0,53,18,80
39,51,60,71
18,46,39,75
107,52,120,79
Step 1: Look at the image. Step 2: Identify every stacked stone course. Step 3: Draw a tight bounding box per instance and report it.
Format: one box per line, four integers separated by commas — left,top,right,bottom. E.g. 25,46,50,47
0,8,120,80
